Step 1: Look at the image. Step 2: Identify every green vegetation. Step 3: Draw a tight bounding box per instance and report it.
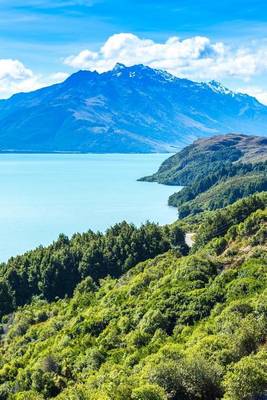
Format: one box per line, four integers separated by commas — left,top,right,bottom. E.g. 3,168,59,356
141,134,267,217
0,134,266,398
173,172,267,218
0,192,266,399
0,221,187,318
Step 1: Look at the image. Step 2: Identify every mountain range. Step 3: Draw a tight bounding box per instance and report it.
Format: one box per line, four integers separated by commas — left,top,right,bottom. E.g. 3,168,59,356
1,64,267,152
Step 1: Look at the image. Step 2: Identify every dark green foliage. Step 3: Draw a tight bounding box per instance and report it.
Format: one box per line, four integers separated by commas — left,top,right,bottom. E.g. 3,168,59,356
141,134,267,217
0,221,188,318
193,193,267,249
176,171,267,218
149,357,223,400
0,193,266,399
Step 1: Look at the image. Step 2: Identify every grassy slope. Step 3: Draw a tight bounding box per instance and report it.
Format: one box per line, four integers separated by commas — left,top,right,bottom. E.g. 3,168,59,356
0,193,266,400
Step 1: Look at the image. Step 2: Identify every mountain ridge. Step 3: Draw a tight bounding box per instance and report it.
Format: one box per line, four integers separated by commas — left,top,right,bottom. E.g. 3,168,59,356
141,133,267,217
0,64,267,152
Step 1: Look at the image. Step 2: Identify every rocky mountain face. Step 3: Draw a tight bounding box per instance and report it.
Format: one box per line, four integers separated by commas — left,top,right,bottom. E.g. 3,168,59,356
0,64,267,152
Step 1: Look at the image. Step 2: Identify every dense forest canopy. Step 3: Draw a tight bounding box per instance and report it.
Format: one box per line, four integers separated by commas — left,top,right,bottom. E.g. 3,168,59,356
141,133,267,217
0,134,266,399
0,192,266,399
0,221,187,317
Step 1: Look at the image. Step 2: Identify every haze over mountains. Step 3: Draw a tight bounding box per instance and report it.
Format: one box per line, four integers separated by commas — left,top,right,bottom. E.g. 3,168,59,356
1,63,267,153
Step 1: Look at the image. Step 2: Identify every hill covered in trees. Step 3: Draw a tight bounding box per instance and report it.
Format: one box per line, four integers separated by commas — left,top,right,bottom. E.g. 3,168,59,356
0,221,187,318
0,192,266,399
141,133,267,217
0,134,266,399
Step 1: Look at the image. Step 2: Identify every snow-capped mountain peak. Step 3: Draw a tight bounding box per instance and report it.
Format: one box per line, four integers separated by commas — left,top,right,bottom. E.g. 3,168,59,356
113,62,127,71
0,64,266,153
206,80,235,96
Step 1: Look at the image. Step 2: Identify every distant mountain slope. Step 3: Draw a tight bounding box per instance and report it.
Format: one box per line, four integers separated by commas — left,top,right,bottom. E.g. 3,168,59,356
141,133,267,216
1,64,267,152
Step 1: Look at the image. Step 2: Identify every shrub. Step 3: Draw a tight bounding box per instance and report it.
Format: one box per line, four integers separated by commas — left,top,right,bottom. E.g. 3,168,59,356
223,355,267,400
131,384,167,400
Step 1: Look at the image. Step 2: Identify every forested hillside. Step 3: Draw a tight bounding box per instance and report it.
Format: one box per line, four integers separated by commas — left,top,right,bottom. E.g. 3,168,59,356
0,193,266,399
0,222,187,318
141,133,267,217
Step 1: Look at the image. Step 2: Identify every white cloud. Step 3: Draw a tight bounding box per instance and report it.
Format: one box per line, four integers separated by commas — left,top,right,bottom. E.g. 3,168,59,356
2,34,267,104
47,72,70,84
0,59,69,99
64,33,267,82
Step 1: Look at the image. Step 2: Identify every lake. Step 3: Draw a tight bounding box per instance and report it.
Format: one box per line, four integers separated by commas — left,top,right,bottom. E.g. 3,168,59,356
0,153,180,262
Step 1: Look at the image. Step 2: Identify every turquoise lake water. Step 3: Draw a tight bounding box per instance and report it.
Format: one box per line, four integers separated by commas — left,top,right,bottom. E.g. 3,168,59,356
0,153,180,262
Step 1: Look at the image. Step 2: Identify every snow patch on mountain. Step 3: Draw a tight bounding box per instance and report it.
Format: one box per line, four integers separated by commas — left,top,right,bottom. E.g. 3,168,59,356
206,80,235,96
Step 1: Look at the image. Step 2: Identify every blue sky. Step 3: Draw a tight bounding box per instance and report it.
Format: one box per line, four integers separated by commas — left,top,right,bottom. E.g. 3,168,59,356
1,0,267,102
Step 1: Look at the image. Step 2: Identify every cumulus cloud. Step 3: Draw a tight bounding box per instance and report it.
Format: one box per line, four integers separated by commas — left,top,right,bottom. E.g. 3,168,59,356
64,33,267,81
2,34,267,103
0,59,68,99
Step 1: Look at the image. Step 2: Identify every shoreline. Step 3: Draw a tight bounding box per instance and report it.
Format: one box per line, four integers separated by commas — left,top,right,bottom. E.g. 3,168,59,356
0,150,175,155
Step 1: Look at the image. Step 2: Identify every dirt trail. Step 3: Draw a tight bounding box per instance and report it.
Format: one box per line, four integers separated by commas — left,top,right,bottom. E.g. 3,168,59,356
185,233,195,248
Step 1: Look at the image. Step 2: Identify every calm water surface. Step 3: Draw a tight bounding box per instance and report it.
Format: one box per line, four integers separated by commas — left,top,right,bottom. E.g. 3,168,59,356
0,153,180,261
